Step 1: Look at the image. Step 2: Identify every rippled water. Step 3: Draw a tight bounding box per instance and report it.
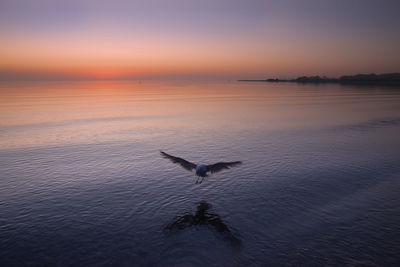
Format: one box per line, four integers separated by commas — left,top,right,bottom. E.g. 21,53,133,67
1,81,400,266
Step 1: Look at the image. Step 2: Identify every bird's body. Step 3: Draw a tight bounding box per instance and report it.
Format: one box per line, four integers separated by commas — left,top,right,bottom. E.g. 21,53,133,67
195,164,207,177
160,151,242,183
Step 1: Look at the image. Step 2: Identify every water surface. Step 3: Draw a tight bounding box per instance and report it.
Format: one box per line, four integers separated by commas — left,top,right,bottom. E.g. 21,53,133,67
1,81,400,266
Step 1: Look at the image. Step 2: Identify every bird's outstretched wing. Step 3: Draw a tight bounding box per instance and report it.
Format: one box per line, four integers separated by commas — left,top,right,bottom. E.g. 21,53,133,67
160,151,196,172
206,161,242,174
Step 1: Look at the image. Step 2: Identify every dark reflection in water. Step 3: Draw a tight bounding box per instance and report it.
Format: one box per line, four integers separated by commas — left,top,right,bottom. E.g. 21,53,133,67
164,201,242,246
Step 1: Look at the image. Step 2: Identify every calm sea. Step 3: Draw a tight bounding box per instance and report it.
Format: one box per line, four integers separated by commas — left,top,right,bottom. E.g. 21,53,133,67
1,81,400,266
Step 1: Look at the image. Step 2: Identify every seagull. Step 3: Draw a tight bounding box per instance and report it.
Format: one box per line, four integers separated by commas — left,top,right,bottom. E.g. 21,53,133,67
160,151,242,183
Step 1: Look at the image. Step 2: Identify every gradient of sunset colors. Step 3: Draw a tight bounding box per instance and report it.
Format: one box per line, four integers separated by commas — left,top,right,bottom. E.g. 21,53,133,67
1,0,400,80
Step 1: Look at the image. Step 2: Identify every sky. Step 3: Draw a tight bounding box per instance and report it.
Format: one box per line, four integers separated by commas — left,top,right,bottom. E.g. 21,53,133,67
1,0,400,80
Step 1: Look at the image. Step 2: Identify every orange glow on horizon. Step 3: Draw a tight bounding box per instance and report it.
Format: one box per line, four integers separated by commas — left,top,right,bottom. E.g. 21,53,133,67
1,21,400,80
1,1,400,80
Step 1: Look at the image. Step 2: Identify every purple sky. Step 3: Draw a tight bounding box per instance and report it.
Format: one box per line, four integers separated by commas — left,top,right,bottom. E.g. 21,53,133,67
1,0,400,80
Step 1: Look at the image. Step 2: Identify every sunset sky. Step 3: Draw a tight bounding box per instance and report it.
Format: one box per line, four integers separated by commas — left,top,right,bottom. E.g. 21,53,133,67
1,0,400,80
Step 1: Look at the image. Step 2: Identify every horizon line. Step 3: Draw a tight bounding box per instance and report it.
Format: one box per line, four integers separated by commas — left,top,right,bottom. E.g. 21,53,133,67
1,72,399,82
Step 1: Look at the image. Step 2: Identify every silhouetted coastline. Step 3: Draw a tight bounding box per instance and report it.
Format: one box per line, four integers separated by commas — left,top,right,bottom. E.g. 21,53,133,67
238,73,400,85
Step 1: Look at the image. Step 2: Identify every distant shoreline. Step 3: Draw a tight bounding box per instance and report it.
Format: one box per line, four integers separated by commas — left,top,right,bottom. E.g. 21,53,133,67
238,73,400,85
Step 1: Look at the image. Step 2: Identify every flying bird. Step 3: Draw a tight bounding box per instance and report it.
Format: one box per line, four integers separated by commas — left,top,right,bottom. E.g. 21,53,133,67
160,151,242,183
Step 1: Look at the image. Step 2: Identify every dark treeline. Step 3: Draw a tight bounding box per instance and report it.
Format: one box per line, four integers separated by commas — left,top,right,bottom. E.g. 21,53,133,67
239,73,400,85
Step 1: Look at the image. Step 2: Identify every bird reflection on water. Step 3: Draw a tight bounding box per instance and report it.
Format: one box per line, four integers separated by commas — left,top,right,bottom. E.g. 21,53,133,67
164,201,242,246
